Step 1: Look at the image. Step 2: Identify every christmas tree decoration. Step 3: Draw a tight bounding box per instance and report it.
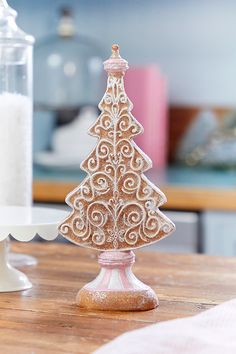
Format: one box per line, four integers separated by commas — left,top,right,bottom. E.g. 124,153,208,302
59,45,175,311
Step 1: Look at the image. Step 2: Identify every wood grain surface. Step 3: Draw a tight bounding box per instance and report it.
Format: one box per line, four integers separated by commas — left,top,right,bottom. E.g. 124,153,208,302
1,242,236,353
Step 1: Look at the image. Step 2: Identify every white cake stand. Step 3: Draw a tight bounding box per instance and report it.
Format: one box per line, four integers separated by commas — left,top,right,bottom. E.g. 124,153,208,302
0,206,67,292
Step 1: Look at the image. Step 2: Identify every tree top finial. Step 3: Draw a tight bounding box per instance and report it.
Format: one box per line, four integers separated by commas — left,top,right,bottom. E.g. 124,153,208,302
104,43,128,74
111,44,120,58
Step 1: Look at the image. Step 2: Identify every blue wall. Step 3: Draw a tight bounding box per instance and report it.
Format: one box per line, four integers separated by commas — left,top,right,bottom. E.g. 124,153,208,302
10,0,236,106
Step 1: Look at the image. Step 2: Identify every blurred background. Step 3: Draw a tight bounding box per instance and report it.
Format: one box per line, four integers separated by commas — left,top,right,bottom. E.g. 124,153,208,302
11,0,236,256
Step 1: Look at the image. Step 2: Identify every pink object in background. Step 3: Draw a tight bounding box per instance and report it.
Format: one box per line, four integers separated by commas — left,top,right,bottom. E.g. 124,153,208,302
125,65,168,169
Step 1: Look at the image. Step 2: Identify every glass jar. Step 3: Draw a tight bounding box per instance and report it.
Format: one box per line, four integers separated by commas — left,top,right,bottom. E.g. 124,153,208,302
0,0,34,206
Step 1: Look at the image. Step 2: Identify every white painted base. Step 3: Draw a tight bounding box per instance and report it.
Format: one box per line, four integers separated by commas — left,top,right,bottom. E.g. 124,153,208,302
0,240,32,292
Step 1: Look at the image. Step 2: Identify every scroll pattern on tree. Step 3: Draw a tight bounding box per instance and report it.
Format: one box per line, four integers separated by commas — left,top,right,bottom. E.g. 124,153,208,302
59,46,175,251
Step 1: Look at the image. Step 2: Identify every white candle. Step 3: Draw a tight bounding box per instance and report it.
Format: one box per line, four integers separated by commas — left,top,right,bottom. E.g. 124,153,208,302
0,92,32,206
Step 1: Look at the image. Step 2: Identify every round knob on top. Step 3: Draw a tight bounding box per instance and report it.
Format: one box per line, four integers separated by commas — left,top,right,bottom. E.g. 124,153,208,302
104,44,129,74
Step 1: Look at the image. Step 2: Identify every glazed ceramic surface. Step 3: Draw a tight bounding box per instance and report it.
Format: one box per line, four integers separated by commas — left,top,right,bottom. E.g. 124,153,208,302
0,206,67,292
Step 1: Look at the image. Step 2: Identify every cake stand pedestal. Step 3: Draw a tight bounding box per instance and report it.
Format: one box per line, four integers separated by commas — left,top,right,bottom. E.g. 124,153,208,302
8,251,37,267
0,206,67,292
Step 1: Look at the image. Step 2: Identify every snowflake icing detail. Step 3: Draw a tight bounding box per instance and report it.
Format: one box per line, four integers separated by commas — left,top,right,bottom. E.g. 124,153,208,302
107,227,125,248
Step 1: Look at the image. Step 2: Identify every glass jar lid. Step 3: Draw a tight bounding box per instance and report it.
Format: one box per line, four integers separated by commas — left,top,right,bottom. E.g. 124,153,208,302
0,0,34,45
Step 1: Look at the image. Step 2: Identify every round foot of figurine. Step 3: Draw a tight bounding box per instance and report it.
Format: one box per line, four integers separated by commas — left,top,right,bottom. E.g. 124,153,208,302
0,240,32,292
76,251,158,311
77,287,158,311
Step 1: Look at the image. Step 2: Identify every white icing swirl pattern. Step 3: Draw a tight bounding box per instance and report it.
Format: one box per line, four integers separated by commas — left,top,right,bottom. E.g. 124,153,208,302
59,74,175,250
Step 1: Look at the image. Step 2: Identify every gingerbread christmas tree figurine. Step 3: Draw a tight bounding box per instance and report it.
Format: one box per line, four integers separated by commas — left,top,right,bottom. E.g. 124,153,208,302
59,45,175,311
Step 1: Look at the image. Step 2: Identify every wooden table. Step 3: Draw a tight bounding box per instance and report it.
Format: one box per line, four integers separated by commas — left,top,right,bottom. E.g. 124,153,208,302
1,243,236,353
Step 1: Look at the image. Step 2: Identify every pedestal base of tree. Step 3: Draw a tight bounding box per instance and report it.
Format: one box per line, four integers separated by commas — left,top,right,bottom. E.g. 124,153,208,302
76,251,158,311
